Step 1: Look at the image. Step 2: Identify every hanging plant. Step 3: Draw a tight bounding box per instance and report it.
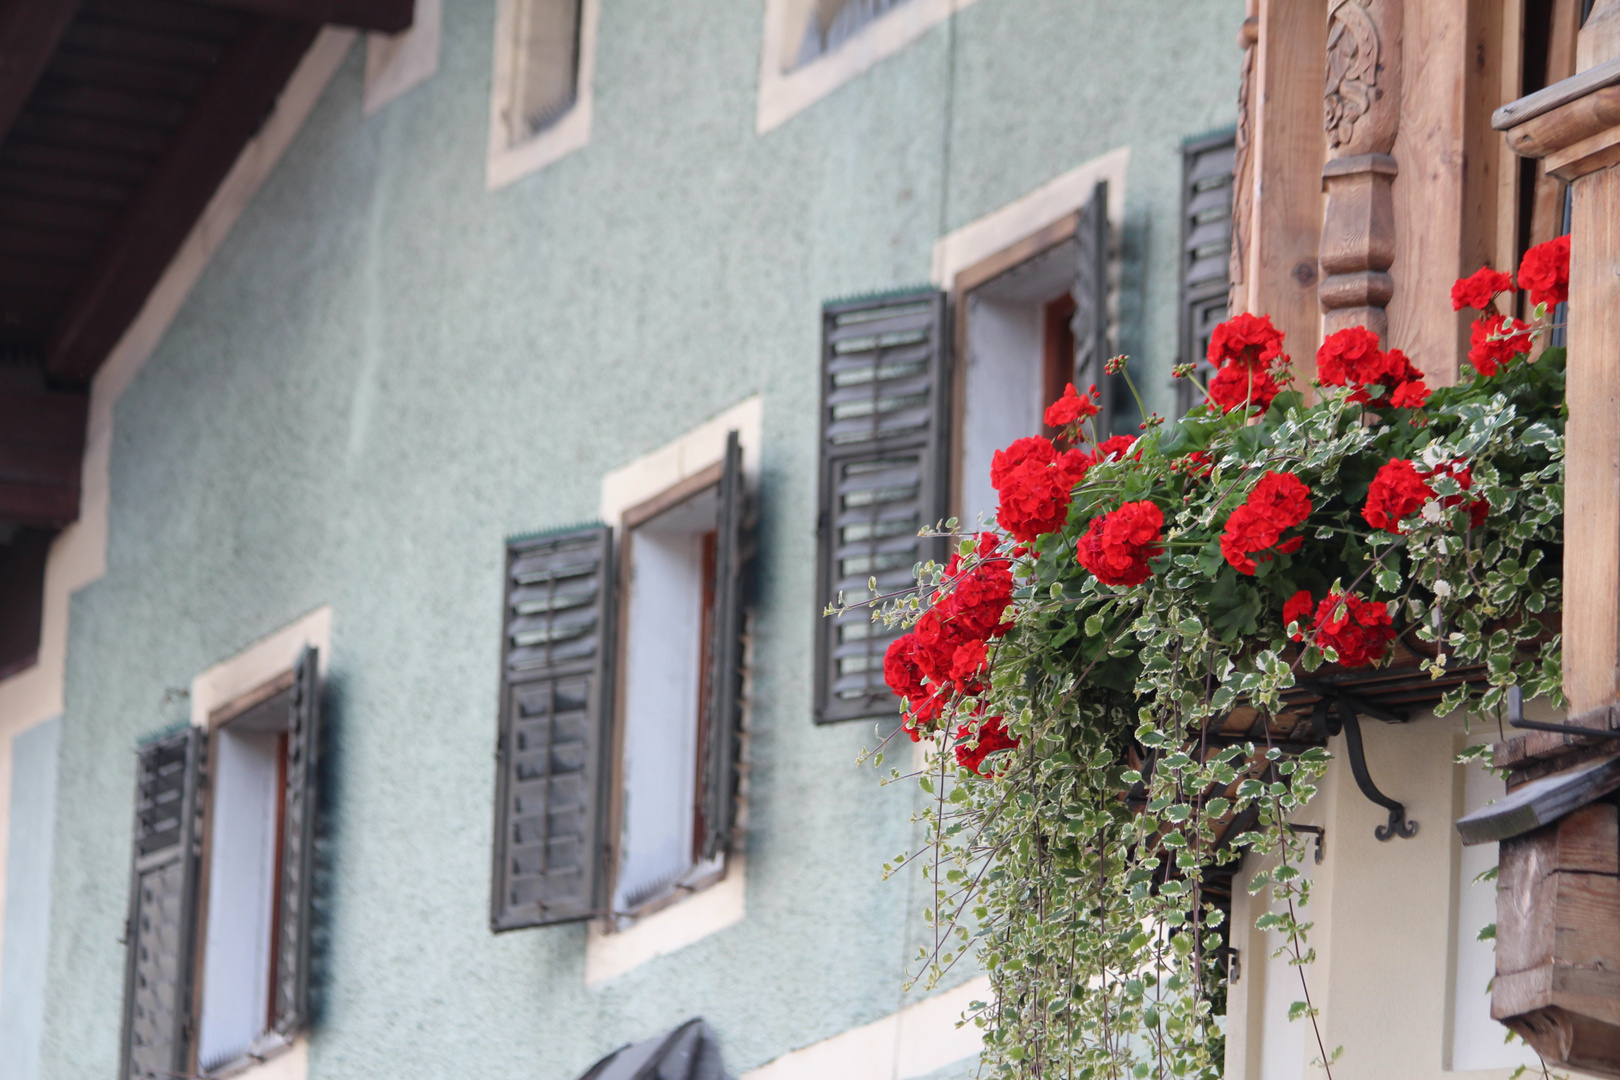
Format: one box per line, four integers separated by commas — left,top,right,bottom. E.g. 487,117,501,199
854,239,1571,1079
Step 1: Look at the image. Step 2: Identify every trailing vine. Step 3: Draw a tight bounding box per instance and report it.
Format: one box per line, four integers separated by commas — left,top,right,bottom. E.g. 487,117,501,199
852,241,1571,1078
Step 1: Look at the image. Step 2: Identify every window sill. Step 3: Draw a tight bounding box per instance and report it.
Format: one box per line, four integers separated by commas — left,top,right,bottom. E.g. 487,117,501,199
203,1035,307,1080
584,855,747,986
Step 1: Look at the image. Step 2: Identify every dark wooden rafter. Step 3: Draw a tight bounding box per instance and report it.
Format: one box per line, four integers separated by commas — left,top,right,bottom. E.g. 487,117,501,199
194,0,412,32
0,385,87,527
46,15,320,384
0,0,83,146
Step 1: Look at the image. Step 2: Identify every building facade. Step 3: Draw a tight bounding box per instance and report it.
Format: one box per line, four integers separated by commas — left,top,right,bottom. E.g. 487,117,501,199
0,2,1248,1079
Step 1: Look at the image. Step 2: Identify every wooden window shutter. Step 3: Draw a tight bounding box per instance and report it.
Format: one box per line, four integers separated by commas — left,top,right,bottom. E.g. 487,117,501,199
699,431,752,860
1177,131,1237,414
491,524,615,929
1071,182,1113,431
119,727,207,1080
273,645,321,1035
813,290,950,725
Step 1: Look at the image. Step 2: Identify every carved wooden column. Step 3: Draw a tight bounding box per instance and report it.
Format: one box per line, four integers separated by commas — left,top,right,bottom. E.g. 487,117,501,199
1227,1,1257,314
1318,0,1403,342
1479,5,1620,1073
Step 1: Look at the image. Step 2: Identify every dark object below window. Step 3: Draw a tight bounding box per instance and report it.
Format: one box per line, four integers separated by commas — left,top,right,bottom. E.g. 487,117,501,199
0,525,53,679
577,1018,730,1080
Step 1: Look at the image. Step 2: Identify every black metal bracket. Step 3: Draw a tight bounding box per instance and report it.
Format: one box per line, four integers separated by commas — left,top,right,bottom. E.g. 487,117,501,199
1287,823,1326,864
1310,695,1419,841
1506,685,1620,740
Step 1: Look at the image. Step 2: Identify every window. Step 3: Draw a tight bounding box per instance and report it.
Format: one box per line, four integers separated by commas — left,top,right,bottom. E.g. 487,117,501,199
487,0,598,188
491,434,750,930
756,0,985,134
119,648,321,1080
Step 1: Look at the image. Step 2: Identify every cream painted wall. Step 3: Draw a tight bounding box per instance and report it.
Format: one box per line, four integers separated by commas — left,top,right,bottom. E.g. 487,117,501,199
1226,709,1566,1080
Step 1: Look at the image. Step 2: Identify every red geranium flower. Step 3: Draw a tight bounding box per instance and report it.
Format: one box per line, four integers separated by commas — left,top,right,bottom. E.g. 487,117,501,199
1208,361,1281,413
1094,434,1139,461
1518,235,1570,309
1362,458,1432,533
1207,312,1286,368
1076,500,1164,586
1425,460,1489,528
1467,313,1534,377
1451,266,1514,312
1044,382,1101,428
954,713,1019,776
1316,327,1383,387
1283,590,1315,642
1312,589,1395,668
1220,471,1311,575
992,438,1093,542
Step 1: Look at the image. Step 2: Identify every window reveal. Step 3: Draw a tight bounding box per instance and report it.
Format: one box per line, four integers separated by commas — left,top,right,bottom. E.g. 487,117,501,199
496,0,582,149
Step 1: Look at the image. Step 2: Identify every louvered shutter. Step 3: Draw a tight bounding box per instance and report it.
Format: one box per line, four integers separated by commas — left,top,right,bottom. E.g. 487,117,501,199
119,728,207,1080
1071,182,1113,431
699,431,751,859
813,290,950,726
1177,131,1237,414
273,646,320,1035
491,524,615,930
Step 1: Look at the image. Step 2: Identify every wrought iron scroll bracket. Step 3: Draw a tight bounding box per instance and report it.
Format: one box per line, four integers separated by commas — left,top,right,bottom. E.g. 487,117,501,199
1310,695,1419,841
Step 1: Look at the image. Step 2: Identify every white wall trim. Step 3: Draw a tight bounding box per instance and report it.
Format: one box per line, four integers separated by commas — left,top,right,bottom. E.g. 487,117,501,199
599,395,764,524
930,147,1131,287
189,607,332,728
742,976,989,1080
756,0,985,135
585,856,747,986
363,0,441,117
485,0,600,190
0,28,355,992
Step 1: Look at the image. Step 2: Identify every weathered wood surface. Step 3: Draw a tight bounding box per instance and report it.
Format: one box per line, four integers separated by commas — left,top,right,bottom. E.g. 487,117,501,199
1457,756,1620,844
1494,54,1620,128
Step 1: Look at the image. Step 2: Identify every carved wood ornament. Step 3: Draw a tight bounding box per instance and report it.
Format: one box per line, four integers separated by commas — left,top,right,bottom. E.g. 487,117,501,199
1318,0,1401,342
1228,10,1258,310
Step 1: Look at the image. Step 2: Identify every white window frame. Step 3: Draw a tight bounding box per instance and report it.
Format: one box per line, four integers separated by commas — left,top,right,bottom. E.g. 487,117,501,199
756,0,985,135
584,396,761,984
486,0,600,190
364,0,441,116
185,607,331,1080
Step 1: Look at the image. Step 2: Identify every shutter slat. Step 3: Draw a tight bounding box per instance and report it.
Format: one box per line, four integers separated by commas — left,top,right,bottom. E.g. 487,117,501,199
120,728,206,1080
491,525,614,930
813,290,949,725
1177,130,1238,415
698,431,752,860
273,646,320,1035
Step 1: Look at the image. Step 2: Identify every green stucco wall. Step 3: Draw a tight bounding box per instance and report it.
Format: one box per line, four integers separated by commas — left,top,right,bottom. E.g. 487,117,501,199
35,1,1242,1076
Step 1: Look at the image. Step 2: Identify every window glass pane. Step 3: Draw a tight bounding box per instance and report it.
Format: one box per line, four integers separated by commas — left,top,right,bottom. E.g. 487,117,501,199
794,0,915,68
509,0,581,142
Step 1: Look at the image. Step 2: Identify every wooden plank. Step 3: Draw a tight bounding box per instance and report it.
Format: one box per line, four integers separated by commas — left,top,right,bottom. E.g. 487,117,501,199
1557,803,1620,873
0,482,79,527
1494,54,1620,128
0,0,82,148
1500,829,1560,975
193,0,412,32
1563,162,1620,716
1243,0,1324,380
1456,758,1620,843
46,16,320,384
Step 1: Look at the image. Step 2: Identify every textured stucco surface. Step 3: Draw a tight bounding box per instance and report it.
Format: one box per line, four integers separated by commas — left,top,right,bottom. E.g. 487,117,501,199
0,717,59,1080
35,1,1241,1077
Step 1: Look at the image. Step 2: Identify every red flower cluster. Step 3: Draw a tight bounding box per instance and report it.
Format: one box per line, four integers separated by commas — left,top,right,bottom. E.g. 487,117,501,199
1361,458,1429,533
1364,458,1489,533
1308,588,1395,668
954,713,1019,776
1220,471,1312,574
1044,382,1101,429
1094,434,1138,462
1206,313,1288,413
1315,327,1430,409
883,534,1015,740
1283,589,1315,641
1518,235,1570,309
991,436,1093,543
1451,266,1514,312
1467,314,1534,377
1076,500,1164,586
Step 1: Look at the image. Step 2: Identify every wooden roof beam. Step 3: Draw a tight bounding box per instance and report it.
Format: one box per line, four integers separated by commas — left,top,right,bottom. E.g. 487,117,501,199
0,386,87,528
45,16,320,385
0,0,83,144
193,0,413,33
